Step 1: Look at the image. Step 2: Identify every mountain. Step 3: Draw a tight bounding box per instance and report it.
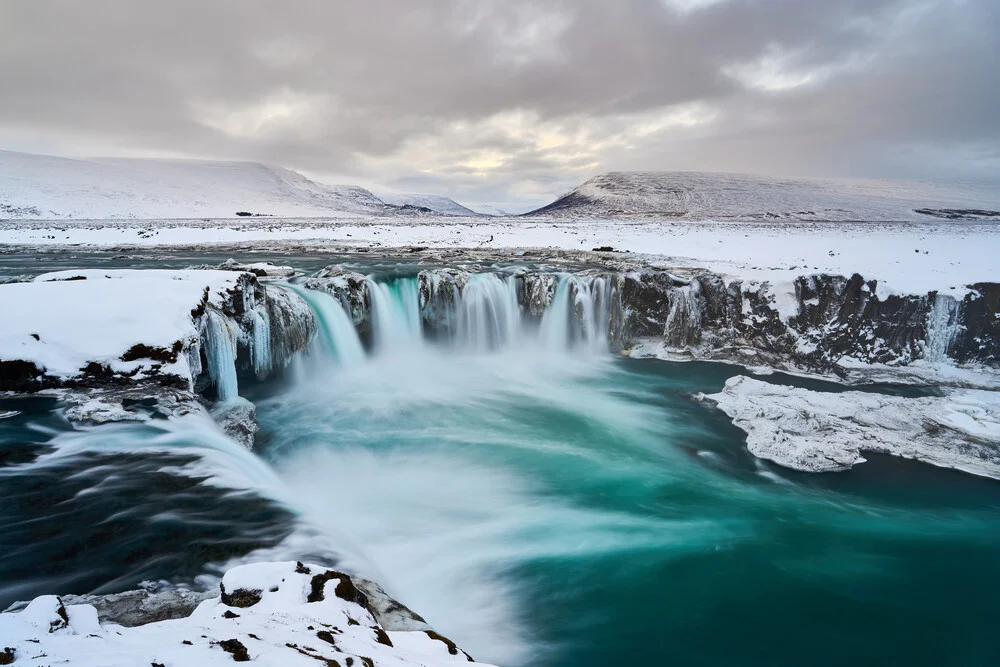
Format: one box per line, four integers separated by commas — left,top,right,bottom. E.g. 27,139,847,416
0,151,400,220
377,192,484,216
525,171,1000,221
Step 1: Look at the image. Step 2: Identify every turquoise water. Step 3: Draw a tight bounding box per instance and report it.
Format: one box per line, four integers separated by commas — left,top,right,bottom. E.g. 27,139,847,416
251,345,1000,666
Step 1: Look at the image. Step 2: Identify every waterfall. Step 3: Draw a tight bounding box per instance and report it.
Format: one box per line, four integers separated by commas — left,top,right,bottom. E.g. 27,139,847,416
456,274,522,351
286,284,365,367
537,275,615,351
924,293,960,363
203,309,240,401
539,277,574,349
366,277,423,353
574,276,613,350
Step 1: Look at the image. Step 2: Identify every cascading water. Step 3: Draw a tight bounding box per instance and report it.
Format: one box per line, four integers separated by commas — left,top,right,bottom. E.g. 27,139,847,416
539,277,575,350
367,277,423,352
203,308,240,401
456,274,522,351
924,293,960,363
538,275,613,351
286,283,365,367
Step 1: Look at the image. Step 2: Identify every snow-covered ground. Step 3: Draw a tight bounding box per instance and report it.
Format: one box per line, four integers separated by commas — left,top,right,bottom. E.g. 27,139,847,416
0,560,491,667
527,171,1000,221
2,217,996,298
706,376,1000,478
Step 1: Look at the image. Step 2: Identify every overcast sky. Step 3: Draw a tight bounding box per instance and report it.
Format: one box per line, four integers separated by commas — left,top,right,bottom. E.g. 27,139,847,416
1,0,997,210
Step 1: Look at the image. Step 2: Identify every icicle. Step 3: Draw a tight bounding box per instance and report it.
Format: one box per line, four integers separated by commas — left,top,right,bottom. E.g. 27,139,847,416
924,293,960,363
250,306,272,378
203,309,239,401
664,282,702,348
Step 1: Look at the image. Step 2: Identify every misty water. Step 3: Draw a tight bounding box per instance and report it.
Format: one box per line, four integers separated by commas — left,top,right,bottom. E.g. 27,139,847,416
2,255,999,666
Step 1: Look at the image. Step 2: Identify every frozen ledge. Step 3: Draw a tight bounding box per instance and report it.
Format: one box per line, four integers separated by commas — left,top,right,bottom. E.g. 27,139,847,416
705,376,1000,478
0,560,490,666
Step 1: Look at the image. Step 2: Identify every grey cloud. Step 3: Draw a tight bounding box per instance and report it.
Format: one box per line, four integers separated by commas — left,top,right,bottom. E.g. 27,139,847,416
0,0,996,207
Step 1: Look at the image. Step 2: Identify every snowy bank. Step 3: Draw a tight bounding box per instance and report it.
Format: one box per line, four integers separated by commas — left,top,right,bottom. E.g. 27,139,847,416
0,269,242,388
706,376,1000,478
0,560,490,666
0,270,316,443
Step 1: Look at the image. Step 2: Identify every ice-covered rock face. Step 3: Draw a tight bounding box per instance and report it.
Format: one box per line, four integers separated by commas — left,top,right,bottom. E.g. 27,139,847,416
306,266,371,326
519,273,556,318
622,270,1000,374
0,560,491,667
0,269,317,419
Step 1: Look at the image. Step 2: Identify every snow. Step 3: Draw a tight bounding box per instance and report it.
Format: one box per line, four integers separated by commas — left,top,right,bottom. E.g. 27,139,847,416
2,217,993,298
0,150,398,220
527,171,1000,220
0,560,492,666
0,269,242,383
706,376,1000,478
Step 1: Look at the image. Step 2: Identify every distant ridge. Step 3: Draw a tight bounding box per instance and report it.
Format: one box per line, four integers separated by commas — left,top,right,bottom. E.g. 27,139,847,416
377,192,484,217
525,171,1000,221
0,151,453,220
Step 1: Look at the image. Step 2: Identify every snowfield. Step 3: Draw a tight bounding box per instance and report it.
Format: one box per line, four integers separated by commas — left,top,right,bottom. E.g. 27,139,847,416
0,560,492,667
2,217,996,299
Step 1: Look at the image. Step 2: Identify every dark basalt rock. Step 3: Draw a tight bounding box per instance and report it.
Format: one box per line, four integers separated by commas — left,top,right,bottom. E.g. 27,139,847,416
0,360,50,392
424,630,474,661
219,638,250,661
954,283,1000,364
308,570,371,613
219,583,262,608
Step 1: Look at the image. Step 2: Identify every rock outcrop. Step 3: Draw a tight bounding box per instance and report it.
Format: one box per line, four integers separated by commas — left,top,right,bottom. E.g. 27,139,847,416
0,560,489,667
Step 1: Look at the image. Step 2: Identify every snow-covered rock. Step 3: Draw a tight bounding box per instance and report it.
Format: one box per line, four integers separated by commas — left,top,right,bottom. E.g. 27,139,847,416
0,560,490,667
187,258,299,279
0,269,245,390
0,269,316,406
706,376,1000,477
526,171,1000,221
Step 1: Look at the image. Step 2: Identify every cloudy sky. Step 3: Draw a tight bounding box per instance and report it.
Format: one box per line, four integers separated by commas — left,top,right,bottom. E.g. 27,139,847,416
1,0,997,210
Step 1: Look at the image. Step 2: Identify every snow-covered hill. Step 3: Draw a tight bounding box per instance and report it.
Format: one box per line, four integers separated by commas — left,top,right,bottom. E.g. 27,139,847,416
377,192,484,216
0,151,401,220
526,171,1000,221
